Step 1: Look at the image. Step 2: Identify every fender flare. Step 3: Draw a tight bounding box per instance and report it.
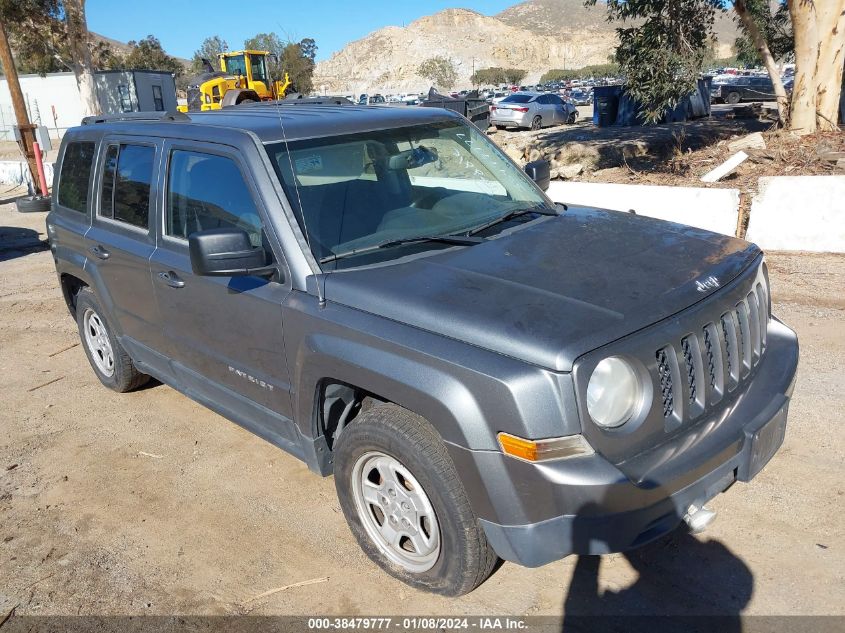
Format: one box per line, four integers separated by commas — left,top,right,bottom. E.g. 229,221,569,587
292,333,489,450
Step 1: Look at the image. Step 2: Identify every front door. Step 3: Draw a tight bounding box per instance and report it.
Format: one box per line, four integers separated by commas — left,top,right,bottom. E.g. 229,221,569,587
149,141,295,438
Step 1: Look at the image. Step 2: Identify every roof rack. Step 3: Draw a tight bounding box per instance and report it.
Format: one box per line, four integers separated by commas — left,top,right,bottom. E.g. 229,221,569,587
81,111,190,125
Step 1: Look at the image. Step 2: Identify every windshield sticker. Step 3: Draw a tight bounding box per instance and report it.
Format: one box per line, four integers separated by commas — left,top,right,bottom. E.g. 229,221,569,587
296,154,323,173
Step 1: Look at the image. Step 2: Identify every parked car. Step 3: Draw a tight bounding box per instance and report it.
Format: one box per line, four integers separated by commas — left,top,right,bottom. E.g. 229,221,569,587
490,91,578,130
569,89,593,106
358,93,386,105
48,105,798,597
711,76,788,104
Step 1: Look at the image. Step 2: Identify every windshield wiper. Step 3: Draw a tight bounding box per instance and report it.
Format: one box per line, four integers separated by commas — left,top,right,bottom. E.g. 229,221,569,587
466,204,559,237
319,233,484,265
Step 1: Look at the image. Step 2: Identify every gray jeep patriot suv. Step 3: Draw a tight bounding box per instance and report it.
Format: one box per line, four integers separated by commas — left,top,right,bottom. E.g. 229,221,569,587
47,105,798,596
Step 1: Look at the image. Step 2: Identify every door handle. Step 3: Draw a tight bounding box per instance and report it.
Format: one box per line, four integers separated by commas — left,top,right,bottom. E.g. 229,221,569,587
90,245,110,260
157,271,185,289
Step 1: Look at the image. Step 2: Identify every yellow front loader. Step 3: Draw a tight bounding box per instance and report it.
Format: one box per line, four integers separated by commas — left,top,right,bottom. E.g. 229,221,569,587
178,50,291,112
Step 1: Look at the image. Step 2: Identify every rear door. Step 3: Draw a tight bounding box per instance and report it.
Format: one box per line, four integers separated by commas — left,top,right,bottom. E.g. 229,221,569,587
149,140,295,436
548,94,567,124
49,136,98,274
83,136,164,362
535,94,554,124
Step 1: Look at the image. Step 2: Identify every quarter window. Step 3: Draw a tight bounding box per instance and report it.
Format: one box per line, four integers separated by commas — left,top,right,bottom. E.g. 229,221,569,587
99,143,155,230
166,150,263,246
57,141,95,213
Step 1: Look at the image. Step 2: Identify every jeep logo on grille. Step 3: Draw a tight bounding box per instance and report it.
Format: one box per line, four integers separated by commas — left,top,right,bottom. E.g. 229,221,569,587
695,275,721,293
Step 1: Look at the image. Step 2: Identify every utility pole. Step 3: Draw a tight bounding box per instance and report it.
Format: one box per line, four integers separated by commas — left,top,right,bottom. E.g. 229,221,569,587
0,19,38,186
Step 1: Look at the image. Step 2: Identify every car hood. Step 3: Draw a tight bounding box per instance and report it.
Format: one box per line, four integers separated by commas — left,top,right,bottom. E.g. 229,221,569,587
323,207,761,372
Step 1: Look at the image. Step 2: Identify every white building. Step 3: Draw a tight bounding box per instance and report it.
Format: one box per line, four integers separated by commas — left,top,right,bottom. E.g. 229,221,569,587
0,70,177,141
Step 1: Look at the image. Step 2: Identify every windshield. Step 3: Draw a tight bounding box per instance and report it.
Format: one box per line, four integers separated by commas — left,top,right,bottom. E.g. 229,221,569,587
266,120,548,269
501,94,533,104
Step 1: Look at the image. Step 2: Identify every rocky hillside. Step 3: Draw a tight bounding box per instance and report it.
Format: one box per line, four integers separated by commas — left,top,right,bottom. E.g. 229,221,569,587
497,0,615,35
313,7,616,94
314,0,740,95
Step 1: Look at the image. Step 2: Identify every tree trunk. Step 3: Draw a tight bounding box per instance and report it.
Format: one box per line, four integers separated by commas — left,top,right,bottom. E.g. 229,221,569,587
787,0,819,134
64,0,100,117
813,0,845,130
734,0,789,127
0,20,39,186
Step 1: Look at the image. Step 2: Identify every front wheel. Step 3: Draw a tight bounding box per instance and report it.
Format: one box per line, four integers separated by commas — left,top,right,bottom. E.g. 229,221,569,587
334,403,497,596
567,111,577,124
726,91,741,105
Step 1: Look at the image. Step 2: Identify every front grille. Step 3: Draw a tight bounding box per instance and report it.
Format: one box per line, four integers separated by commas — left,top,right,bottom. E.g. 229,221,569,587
655,281,768,425
656,347,675,418
681,336,697,406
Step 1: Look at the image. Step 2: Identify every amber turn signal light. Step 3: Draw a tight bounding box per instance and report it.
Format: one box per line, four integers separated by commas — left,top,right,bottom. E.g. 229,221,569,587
497,432,593,462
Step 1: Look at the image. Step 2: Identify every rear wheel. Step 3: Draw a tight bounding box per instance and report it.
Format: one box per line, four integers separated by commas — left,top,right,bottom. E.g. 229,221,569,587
531,115,542,131
334,403,497,596
76,287,149,392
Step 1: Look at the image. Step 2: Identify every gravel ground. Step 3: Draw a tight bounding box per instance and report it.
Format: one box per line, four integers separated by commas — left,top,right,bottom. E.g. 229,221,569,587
0,197,843,621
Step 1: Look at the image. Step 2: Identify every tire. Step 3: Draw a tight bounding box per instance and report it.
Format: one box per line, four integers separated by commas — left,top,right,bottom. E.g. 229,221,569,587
75,287,149,393
567,111,577,124
531,115,542,131
726,92,741,105
334,403,497,596
15,195,50,213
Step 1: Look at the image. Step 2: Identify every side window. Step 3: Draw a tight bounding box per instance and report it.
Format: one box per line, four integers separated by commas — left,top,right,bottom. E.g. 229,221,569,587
152,85,164,111
57,141,95,213
166,150,264,247
99,143,155,230
118,85,132,112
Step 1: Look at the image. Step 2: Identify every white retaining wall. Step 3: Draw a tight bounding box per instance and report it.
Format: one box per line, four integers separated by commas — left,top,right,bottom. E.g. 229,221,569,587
546,181,740,237
0,160,54,188
746,176,845,252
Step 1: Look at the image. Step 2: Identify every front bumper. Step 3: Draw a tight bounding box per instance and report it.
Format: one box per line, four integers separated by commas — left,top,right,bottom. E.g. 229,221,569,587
448,318,798,567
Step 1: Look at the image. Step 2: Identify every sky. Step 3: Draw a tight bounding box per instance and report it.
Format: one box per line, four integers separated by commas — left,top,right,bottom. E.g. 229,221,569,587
86,0,517,62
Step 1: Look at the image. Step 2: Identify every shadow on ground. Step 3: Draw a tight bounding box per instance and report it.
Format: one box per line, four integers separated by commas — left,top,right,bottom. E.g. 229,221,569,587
0,226,48,262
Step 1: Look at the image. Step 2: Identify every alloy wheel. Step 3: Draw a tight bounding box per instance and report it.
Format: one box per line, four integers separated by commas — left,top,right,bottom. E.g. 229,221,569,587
83,308,115,377
351,451,441,573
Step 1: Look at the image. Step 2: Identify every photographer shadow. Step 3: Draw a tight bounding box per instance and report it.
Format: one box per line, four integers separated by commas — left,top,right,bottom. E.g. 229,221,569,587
560,500,753,633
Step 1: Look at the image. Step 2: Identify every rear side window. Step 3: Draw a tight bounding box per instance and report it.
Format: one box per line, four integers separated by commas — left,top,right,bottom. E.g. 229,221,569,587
99,143,155,230
165,150,263,246
57,141,95,213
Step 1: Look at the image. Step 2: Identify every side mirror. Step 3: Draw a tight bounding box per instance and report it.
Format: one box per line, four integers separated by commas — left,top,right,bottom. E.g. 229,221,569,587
188,228,275,278
524,159,551,192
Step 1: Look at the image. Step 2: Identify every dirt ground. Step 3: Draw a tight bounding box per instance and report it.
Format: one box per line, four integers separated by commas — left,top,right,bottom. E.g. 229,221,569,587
1,194,844,621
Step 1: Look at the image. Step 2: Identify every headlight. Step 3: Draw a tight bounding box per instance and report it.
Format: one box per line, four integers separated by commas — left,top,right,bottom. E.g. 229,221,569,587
586,356,641,428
